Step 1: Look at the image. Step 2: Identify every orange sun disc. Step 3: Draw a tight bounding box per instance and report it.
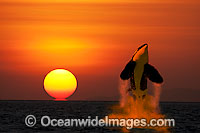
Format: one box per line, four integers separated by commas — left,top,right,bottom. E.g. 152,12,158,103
44,69,77,100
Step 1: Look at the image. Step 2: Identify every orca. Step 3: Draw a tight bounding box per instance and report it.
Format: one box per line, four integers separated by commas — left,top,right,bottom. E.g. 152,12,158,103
120,44,163,99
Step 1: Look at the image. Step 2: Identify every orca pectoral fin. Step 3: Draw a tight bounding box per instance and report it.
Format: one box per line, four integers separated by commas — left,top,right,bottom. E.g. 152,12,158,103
120,60,136,80
144,64,163,83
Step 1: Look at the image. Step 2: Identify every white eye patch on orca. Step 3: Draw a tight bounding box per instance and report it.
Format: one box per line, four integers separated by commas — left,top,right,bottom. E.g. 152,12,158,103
120,43,163,95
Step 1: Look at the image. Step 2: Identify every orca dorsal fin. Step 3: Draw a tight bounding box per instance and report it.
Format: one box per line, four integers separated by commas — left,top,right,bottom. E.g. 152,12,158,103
144,63,163,83
120,60,136,80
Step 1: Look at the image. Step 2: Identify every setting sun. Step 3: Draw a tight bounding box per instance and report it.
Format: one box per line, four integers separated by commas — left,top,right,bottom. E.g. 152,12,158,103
44,69,77,100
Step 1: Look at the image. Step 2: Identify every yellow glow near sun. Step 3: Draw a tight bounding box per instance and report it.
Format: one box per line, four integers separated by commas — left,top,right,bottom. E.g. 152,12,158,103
22,38,101,68
44,69,77,100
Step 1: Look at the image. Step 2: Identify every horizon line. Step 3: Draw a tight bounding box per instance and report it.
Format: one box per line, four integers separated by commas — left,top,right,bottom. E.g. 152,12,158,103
0,99,200,103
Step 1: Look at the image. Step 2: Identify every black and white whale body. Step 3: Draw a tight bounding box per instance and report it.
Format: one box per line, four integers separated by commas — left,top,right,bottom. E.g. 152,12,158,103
120,44,163,99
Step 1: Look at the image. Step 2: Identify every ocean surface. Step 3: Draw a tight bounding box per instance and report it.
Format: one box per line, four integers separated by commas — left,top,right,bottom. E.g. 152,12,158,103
0,101,200,132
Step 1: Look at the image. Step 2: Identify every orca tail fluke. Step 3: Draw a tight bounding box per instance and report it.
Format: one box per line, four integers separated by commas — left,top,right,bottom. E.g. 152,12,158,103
144,64,163,83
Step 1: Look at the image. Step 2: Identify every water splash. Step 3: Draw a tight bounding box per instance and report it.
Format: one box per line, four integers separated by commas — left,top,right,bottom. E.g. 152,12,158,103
107,79,168,132
119,79,130,107
152,83,162,112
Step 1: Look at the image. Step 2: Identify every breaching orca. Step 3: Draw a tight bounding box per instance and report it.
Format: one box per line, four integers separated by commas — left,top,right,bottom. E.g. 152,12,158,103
120,44,163,99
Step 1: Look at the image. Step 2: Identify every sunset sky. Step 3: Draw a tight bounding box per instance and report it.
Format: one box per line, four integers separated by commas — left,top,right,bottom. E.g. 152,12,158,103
0,0,200,101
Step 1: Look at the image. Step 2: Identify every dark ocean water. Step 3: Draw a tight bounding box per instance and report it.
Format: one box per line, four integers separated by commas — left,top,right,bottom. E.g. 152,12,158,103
0,101,200,132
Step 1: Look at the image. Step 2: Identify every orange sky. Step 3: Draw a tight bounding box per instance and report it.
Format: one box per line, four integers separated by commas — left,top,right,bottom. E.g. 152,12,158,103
0,0,200,101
